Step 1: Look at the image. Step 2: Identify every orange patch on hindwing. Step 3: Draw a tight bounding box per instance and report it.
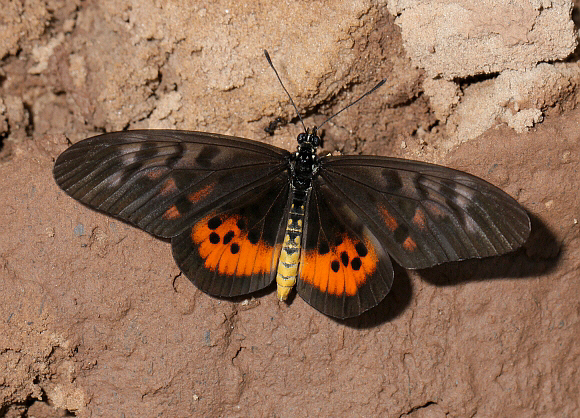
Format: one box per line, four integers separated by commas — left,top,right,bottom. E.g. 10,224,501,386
191,214,275,276
301,235,378,297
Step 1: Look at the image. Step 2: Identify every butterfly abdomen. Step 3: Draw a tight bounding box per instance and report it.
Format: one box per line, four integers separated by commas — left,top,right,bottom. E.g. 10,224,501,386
276,190,309,300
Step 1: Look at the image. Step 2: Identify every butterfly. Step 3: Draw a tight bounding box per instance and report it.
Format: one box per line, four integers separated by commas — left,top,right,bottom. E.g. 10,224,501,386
53,53,531,319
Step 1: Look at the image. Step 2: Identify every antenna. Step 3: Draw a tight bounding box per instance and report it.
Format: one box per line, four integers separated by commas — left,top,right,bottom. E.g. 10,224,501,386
318,79,386,130
264,50,386,132
264,50,307,133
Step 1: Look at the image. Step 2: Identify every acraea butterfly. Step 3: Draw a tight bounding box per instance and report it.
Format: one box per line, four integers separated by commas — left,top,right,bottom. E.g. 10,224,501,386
53,51,530,318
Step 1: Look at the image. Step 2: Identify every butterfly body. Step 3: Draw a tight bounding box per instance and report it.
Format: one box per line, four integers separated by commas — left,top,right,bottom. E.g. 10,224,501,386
54,128,530,318
275,128,319,300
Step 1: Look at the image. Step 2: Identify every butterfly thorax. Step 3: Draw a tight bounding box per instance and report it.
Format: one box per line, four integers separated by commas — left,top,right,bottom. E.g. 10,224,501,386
291,127,320,190
276,127,321,301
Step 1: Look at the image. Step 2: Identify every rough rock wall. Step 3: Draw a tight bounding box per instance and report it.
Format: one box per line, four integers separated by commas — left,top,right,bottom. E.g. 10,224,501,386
1,0,579,416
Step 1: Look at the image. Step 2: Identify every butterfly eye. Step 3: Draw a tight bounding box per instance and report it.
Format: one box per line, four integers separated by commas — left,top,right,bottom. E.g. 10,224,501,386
297,133,307,144
309,134,320,147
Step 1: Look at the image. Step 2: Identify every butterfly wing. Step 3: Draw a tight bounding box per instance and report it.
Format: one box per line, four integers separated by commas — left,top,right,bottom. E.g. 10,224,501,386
54,130,293,296
53,130,291,238
297,177,394,318
171,170,291,297
317,155,531,270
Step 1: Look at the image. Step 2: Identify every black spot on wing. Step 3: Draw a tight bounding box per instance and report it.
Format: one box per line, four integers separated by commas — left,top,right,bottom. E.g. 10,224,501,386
165,142,185,168
172,170,197,190
393,224,410,244
382,168,403,192
397,199,417,219
195,145,220,168
247,229,260,244
208,216,222,229
223,230,235,245
413,174,429,199
136,142,161,160
209,232,220,244
355,242,368,257
174,195,194,215
340,251,349,267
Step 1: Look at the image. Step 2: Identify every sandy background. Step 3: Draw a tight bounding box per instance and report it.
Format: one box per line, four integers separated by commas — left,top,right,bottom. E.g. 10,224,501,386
1,0,579,416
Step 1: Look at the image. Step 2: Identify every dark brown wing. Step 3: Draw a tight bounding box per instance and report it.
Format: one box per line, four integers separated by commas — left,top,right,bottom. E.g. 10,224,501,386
53,130,291,238
317,155,530,270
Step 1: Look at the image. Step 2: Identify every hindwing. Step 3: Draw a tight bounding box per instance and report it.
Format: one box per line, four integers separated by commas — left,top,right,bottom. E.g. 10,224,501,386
171,170,291,297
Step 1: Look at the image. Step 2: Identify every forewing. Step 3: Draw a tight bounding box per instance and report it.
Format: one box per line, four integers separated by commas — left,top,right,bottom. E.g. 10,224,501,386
318,156,531,269
172,170,291,297
297,177,394,318
53,130,291,238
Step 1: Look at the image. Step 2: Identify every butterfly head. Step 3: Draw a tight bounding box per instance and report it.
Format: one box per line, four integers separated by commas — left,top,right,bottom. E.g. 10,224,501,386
297,127,320,149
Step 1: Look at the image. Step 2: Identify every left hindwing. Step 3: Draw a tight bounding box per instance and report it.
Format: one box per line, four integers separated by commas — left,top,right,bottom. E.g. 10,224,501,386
172,169,291,297
53,130,291,238
317,155,531,270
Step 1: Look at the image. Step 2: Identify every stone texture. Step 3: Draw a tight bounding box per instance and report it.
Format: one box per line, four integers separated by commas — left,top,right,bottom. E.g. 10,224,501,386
388,0,577,80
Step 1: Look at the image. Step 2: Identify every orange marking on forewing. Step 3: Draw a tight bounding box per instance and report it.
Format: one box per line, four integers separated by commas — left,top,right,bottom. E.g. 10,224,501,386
146,167,167,179
188,183,215,203
301,236,379,297
403,236,417,252
379,206,398,232
423,201,446,218
163,205,181,220
191,214,275,276
412,208,427,230
160,177,178,196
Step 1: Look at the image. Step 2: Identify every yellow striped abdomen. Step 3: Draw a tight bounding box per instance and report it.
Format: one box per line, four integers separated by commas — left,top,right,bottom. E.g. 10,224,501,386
276,200,306,300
